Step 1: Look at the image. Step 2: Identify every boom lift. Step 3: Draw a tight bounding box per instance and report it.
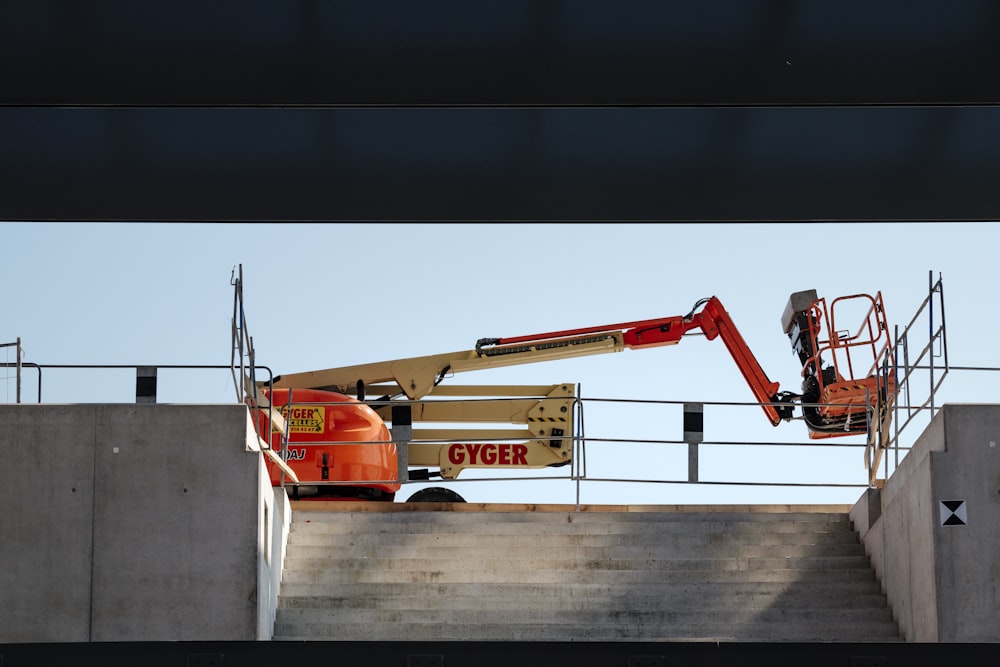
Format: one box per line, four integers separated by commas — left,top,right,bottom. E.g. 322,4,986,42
252,289,894,502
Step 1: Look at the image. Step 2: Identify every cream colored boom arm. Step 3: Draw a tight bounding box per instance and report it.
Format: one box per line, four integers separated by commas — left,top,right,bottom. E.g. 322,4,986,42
267,333,623,400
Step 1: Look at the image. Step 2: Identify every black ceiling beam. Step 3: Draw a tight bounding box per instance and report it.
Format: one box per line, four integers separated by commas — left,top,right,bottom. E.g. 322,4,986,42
4,107,999,222
0,638,978,667
3,1,1000,222
3,1,1000,107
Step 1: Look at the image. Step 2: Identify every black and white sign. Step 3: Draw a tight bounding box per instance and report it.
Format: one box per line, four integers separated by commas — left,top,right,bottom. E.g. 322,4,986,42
939,500,967,526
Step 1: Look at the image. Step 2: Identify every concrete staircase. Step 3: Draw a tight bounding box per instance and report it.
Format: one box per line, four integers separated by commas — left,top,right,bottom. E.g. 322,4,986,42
272,504,902,642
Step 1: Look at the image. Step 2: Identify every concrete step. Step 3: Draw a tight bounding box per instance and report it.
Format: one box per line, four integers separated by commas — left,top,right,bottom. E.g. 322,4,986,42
290,506,853,522
272,618,903,643
282,554,877,575
278,590,894,612
275,605,896,626
279,564,879,586
290,511,857,531
277,579,888,601
285,542,867,559
287,529,860,547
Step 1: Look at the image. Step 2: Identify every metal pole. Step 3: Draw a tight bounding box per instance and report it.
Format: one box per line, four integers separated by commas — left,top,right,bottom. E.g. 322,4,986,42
16,337,21,404
391,404,412,484
928,270,935,418
684,402,703,483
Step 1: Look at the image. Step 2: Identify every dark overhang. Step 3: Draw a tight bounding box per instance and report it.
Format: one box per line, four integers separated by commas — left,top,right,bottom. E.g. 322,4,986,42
2,1,998,222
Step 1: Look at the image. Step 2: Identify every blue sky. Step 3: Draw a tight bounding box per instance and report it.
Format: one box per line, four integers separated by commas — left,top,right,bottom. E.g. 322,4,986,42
2,221,994,505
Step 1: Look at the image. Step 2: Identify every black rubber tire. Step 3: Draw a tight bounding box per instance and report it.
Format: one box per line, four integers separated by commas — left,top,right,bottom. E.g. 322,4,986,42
405,487,467,503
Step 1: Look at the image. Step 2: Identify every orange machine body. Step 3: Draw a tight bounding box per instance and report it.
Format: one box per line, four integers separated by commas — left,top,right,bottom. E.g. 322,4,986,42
258,387,400,500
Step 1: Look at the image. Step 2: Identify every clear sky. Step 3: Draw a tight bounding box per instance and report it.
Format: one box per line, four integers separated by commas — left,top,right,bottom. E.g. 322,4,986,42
2,221,995,506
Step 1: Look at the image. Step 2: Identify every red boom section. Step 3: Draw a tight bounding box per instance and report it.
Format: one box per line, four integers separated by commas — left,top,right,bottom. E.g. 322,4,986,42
494,315,689,349
689,297,784,426
491,296,785,426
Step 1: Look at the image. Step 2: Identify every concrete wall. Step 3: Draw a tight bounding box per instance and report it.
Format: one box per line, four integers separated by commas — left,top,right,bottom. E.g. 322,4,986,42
852,404,1000,642
5,402,999,643
0,404,268,643
258,471,291,641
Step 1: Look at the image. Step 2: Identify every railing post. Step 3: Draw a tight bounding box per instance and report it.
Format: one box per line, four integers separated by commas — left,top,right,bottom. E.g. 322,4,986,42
15,337,21,404
392,404,412,484
136,366,157,404
684,402,703,483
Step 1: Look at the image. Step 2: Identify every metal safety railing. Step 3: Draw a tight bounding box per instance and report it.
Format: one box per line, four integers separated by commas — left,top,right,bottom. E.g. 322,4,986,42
849,271,948,487
230,263,299,483
0,337,24,403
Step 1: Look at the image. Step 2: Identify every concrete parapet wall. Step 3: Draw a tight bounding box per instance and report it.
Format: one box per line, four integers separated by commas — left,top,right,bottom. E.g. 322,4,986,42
259,475,291,641
0,404,266,642
852,404,1000,642
4,402,998,643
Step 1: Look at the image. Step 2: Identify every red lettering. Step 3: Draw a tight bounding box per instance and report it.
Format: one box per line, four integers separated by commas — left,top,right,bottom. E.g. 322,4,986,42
512,444,528,465
446,443,530,468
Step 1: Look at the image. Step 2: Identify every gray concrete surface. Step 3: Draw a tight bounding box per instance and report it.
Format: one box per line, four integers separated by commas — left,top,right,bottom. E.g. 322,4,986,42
0,404,277,642
273,507,900,642
2,402,998,643
851,404,1000,642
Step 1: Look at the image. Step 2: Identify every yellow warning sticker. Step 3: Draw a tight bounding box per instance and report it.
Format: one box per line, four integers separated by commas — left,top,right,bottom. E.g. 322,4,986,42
278,405,325,433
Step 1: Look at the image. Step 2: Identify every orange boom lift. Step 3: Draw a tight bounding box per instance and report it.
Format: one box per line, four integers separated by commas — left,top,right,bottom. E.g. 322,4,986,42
252,290,895,502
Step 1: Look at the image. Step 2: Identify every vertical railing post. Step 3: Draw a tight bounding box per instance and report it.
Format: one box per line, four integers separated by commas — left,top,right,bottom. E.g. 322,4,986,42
15,337,22,404
136,366,157,404
392,404,412,485
684,402,703,483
